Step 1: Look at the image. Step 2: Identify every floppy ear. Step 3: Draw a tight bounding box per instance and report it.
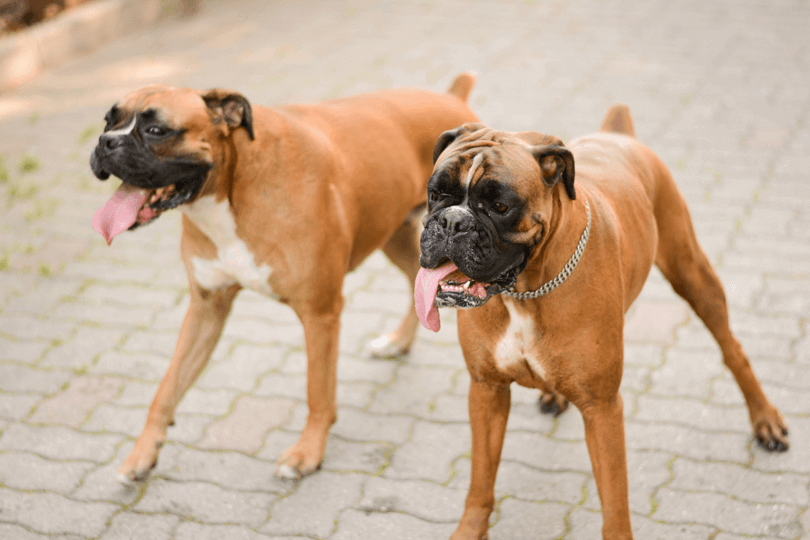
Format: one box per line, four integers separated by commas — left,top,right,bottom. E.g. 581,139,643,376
530,145,576,200
201,89,255,140
432,122,487,164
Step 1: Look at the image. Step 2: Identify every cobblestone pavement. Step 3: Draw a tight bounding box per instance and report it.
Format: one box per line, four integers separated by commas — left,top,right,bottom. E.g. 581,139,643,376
1,0,809,538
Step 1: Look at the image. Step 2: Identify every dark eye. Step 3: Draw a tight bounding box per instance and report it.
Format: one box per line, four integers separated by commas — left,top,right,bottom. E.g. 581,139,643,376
429,190,448,203
491,202,509,215
146,126,167,136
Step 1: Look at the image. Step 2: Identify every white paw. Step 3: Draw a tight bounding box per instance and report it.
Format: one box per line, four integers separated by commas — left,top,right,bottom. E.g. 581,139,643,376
116,472,138,485
368,334,408,358
275,463,302,480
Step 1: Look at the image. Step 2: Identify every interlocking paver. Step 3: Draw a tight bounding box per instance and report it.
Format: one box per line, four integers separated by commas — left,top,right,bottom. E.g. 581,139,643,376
98,512,180,540
134,478,277,526
0,487,119,537
261,472,366,537
0,0,808,538
0,450,95,493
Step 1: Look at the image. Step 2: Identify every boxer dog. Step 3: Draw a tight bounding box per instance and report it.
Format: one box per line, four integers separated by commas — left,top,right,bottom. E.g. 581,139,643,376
90,73,478,482
415,106,789,539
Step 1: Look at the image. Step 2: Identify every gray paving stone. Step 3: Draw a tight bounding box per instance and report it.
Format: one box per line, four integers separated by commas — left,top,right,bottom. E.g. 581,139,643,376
633,394,750,433
40,325,127,370
0,523,84,540
648,349,726,399
0,339,51,363
98,512,180,540
261,471,366,537
0,451,94,494
625,420,752,464
0,423,122,462
330,407,414,445
669,458,809,506
490,498,570,540
0,392,40,421
320,437,393,475
331,508,458,540
174,522,277,540
358,476,465,523
566,507,717,540
384,421,470,483
159,443,292,494
0,487,119,537
92,351,170,381
654,488,801,538
134,478,276,526
196,343,287,392
368,364,457,417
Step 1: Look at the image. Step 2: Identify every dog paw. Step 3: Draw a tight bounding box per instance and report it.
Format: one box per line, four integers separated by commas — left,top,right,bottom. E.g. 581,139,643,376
117,437,162,484
538,390,569,417
274,446,322,480
754,411,789,452
117,455,158,485
368,333,410,358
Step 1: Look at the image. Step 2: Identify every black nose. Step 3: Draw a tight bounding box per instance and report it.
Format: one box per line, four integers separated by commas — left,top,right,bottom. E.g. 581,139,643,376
99,133,124,150
440,208,473,235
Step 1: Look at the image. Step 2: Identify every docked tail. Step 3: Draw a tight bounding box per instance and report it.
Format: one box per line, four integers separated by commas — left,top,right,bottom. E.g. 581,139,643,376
599,103,635,137
447,72,476,103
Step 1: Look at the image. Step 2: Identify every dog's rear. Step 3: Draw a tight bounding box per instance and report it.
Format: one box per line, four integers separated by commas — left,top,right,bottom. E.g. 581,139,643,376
597,102,790,452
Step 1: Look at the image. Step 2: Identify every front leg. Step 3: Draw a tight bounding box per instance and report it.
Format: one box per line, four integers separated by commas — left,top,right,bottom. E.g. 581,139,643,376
580,393,634,540
118,283,240,483
452,379,511,540
275,300,342,479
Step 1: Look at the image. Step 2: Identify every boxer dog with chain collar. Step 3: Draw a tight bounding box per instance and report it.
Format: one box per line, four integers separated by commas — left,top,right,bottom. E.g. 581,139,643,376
415,106,789,539
90,74,478,482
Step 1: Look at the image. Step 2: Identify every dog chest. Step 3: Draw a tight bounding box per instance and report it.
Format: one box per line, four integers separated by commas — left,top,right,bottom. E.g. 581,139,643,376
494,301,547,382
182,196,277,297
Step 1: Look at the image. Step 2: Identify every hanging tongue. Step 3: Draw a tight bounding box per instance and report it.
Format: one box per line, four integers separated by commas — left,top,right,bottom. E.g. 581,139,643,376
414,260,459,332
92,183,150,245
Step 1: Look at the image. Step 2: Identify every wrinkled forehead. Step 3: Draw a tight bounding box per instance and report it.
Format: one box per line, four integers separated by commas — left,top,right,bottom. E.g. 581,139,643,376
438,144,541,195
109,86,208,129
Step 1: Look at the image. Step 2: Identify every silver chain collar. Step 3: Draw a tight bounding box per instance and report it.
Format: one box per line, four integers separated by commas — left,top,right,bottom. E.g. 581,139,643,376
502,199,591,300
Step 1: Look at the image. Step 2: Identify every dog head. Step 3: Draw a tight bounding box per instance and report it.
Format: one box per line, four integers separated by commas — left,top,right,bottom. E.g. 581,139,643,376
90,85,254,243
416,123,575,320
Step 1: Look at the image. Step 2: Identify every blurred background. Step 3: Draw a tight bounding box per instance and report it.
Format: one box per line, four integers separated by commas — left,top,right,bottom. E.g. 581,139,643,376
0,0,808,539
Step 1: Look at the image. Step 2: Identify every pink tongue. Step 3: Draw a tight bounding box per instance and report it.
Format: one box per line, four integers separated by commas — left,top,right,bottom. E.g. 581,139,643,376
92,183,149,245
414,260,459,332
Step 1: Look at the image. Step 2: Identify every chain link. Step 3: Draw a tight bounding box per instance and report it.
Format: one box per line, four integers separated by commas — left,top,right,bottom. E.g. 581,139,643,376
503,199,591,300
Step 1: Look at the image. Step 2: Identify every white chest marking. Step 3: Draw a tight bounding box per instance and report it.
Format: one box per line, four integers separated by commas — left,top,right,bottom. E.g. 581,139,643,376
182,196,277,297
494,301,545,379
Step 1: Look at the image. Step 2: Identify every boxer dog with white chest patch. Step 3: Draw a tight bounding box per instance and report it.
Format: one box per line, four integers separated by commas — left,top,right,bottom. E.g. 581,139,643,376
90,74,478,482
415,106,789,539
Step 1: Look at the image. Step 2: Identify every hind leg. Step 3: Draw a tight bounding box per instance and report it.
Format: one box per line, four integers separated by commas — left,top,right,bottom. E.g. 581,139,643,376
654,188,788,451
368,207,424,357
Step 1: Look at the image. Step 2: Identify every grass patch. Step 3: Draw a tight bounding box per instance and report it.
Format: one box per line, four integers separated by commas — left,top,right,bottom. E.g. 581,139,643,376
0,156,8,183
18,153,40,174
77,123,102,146
24,197,60,222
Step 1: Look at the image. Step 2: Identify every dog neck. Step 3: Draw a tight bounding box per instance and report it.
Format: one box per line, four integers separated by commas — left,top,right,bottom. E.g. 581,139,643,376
508,194,592,299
